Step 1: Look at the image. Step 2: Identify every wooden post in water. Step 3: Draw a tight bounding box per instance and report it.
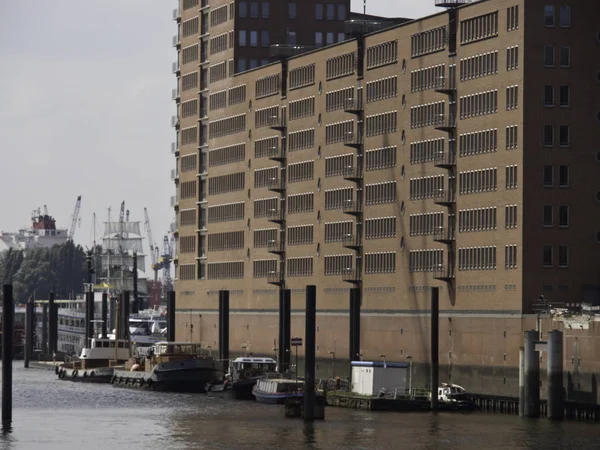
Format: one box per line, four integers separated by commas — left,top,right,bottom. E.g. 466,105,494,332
304,285,317,421
518,346,525,417
547,330,564,420
278,288,291,373
24,297,34,368
41,302,48,356
430,287,439,411
48,292,57,356
349,287,361,367
2,284,14,426
218,290,230,371
523,330,540,418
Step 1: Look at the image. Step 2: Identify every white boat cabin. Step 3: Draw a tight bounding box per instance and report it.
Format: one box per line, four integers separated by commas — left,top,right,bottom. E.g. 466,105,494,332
79,338,131,361
149,342,204,357
230,357,277,379
256,378,304,394
437,383,467,402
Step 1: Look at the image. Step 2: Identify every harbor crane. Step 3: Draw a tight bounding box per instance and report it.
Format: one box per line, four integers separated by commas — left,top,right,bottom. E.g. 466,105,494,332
68,195,82,241
159,235,174,298
143,207,161,282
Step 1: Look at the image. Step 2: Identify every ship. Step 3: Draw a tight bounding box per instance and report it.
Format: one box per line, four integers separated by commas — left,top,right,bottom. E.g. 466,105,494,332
0,205,70,252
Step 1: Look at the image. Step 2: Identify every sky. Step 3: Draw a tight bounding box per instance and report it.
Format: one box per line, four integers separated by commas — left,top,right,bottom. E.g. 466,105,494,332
0,0,439,258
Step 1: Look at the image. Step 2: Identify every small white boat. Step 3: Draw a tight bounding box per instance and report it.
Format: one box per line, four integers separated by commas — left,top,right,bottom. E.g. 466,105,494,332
252,378,304,404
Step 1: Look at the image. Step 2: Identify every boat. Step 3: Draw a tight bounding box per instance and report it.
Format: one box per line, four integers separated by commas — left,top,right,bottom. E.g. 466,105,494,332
0,205,69,252
252,378,304,404
435,383,479,411
206,356,278,400
111,342,222,392
56,337,132,383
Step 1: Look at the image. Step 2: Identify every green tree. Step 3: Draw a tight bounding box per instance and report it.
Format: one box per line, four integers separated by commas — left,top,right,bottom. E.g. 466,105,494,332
0,248,25,285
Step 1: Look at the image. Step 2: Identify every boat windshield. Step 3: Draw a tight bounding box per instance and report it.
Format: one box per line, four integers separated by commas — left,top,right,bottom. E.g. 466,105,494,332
154,343,201,355
234,362,277,372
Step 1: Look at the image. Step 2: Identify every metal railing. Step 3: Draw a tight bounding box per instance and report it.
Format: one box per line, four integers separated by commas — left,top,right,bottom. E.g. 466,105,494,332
341,234,362,249
433,226,455,242
433,264,455,280
170,169,179,181
434,76,457,91
343,97,363,112
169,222,178,233
342,200,362,214
172,8,180,20
341,268,360,282
343,131,362,146
433,150,456,167
266,177,283,190
267,271,282,284
267,114,287,129
342,166,361,179
433,189,456,205
172,34,180,47
434,114,456,129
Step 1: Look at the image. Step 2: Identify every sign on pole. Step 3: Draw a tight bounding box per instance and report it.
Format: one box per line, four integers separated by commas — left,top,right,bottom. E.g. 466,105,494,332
291,337,303,347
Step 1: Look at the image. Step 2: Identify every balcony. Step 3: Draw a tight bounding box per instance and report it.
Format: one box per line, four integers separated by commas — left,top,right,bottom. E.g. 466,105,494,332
342,234,362,251
344,97,363,114
434,76,456,94
196,194,208,205
198,107,208,121
433,189,456,206
171,169,179,182
342,268,361,284
267,114,287,131
200,0,210,10
171,141,179,156
171,115,180,128
432,226,455,244
170,222,178,233
197,220,207,233
266,177,285,193
196,253,208,261
173,34,181,48
267,208,285,224
200,53,210,66
173,8,180,21
433,150,456,169
433,265,455,282
342,166,362,182
342,200,362,216
343,131,362,148
267,240,285,255
267,271,284,286
172,61,180,75
267,145,286,162
434,114,456,132
170,196,179,208
172,87,180,101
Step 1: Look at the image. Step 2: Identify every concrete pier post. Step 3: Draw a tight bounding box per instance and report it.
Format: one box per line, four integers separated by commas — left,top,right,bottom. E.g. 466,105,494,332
123,291,130,342
132,252,139,314
523,330,540,418
24,298,34,368
547,330,564,420
109,295,116,336
304,285,317,421
430,287,439,411
167,291,176,342
48,292,57,356
349,288,361,363
2,284,14,426
101,293,108,339
282,289,291,373
41,303,48,356
218,290,230,371
518,346,524,417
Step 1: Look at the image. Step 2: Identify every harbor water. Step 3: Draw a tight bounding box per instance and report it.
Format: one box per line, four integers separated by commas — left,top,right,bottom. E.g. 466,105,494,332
1,364,599,449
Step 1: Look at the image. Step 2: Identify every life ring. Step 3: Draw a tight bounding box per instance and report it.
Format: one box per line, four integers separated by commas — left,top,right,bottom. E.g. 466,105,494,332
243,371,252,379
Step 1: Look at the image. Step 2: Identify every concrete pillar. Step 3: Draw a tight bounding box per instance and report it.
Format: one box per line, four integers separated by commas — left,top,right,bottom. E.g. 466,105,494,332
547,330,564,420
41,303,48,356
304,285,317,421
518,346,524,417
430,287,439,411
523,330,540,418
218,290,230,371
48,292,57,356
167,291,176,342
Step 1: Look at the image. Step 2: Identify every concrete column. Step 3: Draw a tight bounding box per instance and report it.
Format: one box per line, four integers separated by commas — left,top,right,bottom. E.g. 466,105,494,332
41,304,48,356
547,330,564,420
430,287,439,411
304,285,317,421
167,291,176,342
518,346,524,417
523,330,540,418
48,292,57,356
218,290,230,371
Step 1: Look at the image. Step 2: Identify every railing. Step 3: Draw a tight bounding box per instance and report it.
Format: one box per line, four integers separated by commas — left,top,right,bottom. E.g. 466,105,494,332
343,97,363,112
434,114,456,129
342,166,361,180
433,150,456,167
267,271,282,284
433,189,456,205
172,61,180,74
266,145,285,160
197,193,207,204
266,208,280,219
342,200,362,214
343,131,362,146
172,34,180,47
435,0,475,6
171,115,180,127
266,239,284,253
199,106,208,119
434,76,456,91
341,268,360,282
170,222,178,233
200,0,209,8
433,264,455,280
269,44,315,59
267,114,287,129
266,177,284,191
172,87,180,100
198,219,207,231
341,234,362,249
433,226,455,242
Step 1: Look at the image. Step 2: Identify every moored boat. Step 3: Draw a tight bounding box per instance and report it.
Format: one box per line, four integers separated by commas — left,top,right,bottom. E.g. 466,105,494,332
435,383,479,411
252,378,304,404
112,342,222,392
206,356,278,400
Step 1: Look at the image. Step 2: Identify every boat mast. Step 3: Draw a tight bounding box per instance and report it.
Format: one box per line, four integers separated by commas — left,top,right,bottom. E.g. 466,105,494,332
107,207,111,296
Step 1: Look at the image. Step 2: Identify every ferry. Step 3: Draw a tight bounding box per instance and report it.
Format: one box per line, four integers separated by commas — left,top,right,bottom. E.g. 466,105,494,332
252,378,304,404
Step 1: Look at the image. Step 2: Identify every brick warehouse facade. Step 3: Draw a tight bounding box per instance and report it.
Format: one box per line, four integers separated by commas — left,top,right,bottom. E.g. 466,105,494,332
170,0,600,397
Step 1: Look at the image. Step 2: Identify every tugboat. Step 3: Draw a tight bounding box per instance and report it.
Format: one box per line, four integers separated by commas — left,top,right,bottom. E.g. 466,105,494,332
111,342,222,392
435,383,479,411
252,378,304,404
206,356,278,400
56,337,132,383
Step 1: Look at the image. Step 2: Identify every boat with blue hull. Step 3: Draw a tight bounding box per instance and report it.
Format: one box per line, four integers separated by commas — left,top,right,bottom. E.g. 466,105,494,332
252,378,304,404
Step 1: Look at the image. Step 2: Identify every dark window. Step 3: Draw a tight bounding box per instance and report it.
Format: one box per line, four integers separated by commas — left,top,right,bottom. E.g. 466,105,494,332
543,125,554,146
544,85,554,106
239,30,247,47
326,32,334,45
543,165,554,187
250,2,259,18
543,245,553,267
238,58,247,72
261,31,269,47
316,3,323,20
239,1,248,18
543,205,553,226
558,205,569,227
559,46,571,67
559,165,569,187
315,32,323,47
250,30,258,47
544,45,555,67
559,85,570,107
337,4,346,20
559,126,570,146
544,5,555,26
288,31,296,46
558,246,569,267
289,2,297,19
261,2,270,19
326,4,335,20
559,5,571,27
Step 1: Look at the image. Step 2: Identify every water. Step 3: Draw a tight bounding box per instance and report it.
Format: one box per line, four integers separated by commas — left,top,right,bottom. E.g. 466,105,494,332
1,365,599,449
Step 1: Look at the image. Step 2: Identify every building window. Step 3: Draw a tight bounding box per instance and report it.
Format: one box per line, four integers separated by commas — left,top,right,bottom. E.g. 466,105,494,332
261,2,270,19
289,2,297,19
326,4,334,20
558,205,569,227
559,126,570,147
250,2,259,18
559,5,571,27
543,245,553,267
239,1,248,18
315,32,323,47
338,4,346,20
261,31,269,47
544,45,555,67
558,246,569,267
250,31,258,47
544,85,554,107
326,32,334,45
316,3,323,20
238,58,247,72
543,165,554,187
239,30,247,47
559,165,570,187
337,32,345,43
543,205,553,227
559,85,570,107
544,5,555,26
543,125,554,146
559,46,571,67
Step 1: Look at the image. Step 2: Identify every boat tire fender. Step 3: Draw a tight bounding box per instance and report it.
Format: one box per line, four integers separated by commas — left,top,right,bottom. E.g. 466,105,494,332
109,376,116,384
146,379,153,389
55,365,59,375
118,377,124,384
71,370,78,379
83,371,88,378
244,371,252,379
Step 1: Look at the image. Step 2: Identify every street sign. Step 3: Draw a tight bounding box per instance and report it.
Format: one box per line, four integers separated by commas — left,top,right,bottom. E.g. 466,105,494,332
291,337,303,347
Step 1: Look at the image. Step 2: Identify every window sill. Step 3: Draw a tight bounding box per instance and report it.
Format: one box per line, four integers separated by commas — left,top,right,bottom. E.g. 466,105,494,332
543,224,553,228
544,104,555,108
543,264,554,268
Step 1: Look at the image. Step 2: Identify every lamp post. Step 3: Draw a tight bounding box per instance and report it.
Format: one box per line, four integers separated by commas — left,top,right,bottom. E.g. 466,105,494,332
328,351,335,379
406,355,413,398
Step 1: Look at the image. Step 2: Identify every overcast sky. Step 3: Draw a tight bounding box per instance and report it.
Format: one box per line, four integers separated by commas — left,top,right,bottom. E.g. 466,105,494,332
0,0,439,259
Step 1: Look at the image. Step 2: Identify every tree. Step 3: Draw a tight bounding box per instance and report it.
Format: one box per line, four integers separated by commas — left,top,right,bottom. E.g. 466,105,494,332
0,248,24,285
